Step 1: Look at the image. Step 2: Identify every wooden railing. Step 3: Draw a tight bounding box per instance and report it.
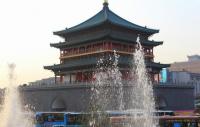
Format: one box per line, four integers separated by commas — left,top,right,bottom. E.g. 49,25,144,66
60,48,153,59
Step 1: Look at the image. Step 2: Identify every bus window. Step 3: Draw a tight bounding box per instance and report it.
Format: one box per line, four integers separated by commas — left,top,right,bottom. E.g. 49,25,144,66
67,114,89,125
155,111,174,116
53,125,66,127
173,123,182,127
36,114,44,124
35,113,66,127
42,113,64,122
165,112,175,116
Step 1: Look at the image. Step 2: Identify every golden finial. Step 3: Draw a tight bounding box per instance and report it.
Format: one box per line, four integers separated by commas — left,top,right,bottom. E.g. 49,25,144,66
103,0,109,6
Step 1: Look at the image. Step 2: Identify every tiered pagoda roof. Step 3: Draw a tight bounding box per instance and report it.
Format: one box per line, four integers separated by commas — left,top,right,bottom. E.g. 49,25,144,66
44,1,170,74
51,2,162,48
54,2,158,36
51,35,163,48
44,57,170,72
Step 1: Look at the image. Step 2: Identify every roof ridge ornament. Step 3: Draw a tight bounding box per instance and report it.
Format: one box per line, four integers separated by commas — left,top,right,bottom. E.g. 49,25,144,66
103,0,109,7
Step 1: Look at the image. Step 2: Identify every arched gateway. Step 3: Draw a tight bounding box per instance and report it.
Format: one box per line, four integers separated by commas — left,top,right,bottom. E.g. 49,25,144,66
51,97,66,111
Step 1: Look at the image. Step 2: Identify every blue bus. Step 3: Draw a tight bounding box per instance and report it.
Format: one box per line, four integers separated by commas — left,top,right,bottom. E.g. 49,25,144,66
35,110,187,127
35,112,89,127
159,116,200,127
34,111,122,127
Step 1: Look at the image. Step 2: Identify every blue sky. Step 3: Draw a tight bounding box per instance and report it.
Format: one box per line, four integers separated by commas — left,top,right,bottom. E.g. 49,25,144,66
0,0,199,87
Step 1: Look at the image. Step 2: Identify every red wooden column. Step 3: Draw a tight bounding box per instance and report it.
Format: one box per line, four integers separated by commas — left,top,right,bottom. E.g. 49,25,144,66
81,72,84,82
60,75,64,83
75,72,84,82
157,73,160,83
151,73,155,83
92,72,96,81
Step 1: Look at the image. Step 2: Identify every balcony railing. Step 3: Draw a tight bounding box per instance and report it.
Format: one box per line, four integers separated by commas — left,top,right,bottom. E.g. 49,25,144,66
60,48,153,59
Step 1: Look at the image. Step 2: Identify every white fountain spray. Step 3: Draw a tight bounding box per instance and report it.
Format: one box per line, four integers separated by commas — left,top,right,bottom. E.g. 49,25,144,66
90,51,124,127
112,50,124,110
93,51,124,111
128,36,158,127
0,63,33,127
